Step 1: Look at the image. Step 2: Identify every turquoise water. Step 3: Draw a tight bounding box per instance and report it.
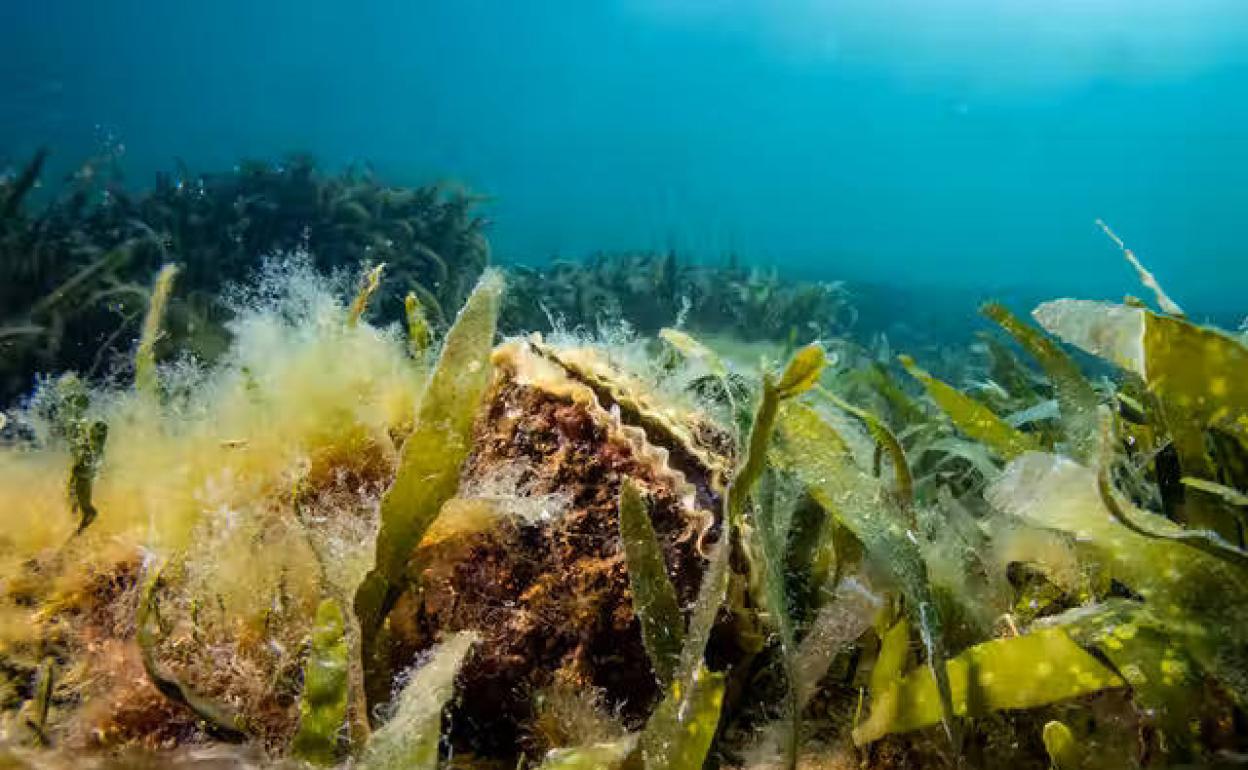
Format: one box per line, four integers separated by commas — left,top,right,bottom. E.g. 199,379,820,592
7,6,1248,766
4,0,1247,313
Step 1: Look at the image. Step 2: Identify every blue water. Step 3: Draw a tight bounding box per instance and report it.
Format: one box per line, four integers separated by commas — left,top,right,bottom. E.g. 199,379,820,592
4,0,1247,316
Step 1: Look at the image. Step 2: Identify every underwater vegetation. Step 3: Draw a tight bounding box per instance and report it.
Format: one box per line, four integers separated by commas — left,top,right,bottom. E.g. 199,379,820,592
1,195,1248,770
0,149,490,405
502,251,855,344
1,147,857,412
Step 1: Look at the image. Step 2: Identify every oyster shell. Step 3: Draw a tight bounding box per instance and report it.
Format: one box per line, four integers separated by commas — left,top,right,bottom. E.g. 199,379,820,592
387,338,734,755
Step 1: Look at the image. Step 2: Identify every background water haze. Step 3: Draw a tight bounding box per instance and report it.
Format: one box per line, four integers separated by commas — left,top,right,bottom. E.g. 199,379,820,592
3,0,1246,317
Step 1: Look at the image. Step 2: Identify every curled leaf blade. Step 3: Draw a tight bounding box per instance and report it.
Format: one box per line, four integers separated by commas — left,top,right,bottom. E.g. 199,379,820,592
853,628,1123,744
899,354,1038,460
774,343,826,399
981,302,1099,462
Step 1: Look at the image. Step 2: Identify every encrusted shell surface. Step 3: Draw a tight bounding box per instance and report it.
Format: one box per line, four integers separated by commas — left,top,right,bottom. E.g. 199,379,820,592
532,337,736,502
387,339,735,756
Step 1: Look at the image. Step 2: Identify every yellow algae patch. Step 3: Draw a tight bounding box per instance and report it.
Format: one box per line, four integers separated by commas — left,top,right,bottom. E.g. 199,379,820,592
418,497,511,549
853,628,1123,744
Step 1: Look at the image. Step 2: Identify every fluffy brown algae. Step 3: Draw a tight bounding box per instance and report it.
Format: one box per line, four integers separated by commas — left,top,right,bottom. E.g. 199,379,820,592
387,338,731,756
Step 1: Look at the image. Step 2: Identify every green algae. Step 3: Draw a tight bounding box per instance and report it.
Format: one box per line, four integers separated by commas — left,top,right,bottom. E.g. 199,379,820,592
405,290,433,356
738,344,825,770
1055,600,1204,746
24,658,52,746
347,263,385,328
793,576,882,710
1098,457,1248,570
630,527,730,770
638,665,726,770
291,599,351,765
1096,219,1186,318
870,615,912,701
0,148,47,220
1034,298,1248,536
134,264,179,400
728,344,825,527
1041,720,1084,770
6,231,1248,769
628,345,825,770
659,327,729,379
1,152,489,404
504,252,852,343
66,418,106,535
989,451,1248,709
135,560,247,742
353,269,502,707
619,479,684,687
817,385,914,509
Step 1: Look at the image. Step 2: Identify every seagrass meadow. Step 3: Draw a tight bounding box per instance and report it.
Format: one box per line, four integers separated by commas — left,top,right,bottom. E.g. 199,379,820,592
2,150,1248,769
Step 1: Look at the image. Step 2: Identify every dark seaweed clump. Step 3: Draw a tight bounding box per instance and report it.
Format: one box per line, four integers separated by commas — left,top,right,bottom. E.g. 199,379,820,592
1,147,859,406
0,149,489,404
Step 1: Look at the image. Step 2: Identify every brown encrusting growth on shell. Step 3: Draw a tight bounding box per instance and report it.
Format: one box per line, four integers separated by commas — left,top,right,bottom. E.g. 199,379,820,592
2,549,208,750
533,340,737,500
387,341,726,758
47,438,395,754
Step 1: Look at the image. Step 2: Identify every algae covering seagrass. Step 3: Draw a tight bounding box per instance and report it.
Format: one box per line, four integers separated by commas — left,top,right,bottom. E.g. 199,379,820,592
2,207,1248,770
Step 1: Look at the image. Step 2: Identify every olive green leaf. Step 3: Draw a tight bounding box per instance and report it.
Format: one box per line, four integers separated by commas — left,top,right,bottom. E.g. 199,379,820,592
347,263,385,328
619,479,685,686
354,269,502,704
290,598,351,765
853,627,1123,744
900,354,1038,461
981,302,1099,463
135,263,179,399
